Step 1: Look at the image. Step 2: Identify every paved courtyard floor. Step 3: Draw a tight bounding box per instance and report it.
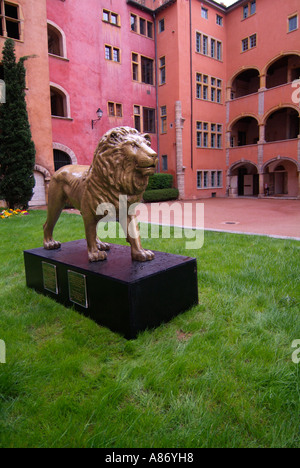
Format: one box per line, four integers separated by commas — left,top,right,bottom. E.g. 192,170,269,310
34,198,300,241
136,198,300,240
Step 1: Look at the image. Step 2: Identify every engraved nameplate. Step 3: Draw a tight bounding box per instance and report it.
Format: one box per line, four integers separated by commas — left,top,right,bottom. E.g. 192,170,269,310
68,270,88,309
42,262,58,295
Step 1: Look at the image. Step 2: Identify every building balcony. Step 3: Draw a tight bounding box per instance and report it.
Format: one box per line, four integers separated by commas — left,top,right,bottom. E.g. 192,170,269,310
264,82,297,114
228,92,259,125
228,144,258,165
262,138,299,162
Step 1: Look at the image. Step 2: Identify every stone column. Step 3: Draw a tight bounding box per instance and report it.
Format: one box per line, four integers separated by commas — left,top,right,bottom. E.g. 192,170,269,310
259,124,266,144
258,173,265,198
259,74,266,90
175,101,186,200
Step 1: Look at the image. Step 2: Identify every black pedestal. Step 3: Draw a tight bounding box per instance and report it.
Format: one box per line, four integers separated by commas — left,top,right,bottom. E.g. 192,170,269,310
24,240,198,339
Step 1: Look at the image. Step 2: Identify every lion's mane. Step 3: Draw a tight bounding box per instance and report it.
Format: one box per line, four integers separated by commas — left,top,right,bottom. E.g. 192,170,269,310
86,127,152,203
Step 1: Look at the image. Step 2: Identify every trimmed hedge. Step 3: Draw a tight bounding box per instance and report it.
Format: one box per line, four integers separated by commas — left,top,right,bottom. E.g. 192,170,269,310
146,173,173,191
143,188,179,202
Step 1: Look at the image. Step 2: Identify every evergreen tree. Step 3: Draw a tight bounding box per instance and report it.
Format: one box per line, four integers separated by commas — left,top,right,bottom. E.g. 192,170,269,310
0,38,35,209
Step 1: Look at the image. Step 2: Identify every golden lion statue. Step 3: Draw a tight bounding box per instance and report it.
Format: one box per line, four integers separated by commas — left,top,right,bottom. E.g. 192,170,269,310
43,127,158,262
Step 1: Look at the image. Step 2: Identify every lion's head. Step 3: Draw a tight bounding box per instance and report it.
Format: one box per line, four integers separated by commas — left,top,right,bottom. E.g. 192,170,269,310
91,127,158,196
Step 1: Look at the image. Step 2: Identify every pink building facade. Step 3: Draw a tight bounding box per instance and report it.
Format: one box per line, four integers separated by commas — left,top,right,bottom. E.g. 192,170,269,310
1,0,298,204
45,0,300,201
47,0,157,170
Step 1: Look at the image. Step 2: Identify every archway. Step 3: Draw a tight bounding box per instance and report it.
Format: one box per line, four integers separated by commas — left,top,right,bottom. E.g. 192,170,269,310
263,158,299,197
266,54,300,89
265,107,299,142
230,116,259,147
229,161,259,197
231,68,260,99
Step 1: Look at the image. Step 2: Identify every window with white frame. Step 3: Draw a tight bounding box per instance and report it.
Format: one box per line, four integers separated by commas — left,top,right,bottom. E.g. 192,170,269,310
108,102,123,117
159,56,166,85
197,170,223,189
242,34,257,52
162,155,168,171
105,45,121,62
196,121,223,149
160,105,167,134
103,9,120,27
289,15,298,32
243,1,256,19
201,7,208,20
196,31,223,61
216,14,223,26
196,73,222,103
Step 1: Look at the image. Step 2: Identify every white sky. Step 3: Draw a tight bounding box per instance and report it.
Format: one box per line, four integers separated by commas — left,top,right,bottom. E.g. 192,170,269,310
214,0,237,6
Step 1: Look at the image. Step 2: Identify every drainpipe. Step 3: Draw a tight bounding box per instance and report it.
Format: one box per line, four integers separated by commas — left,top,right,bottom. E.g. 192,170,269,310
153,12,160,173
189,0,194,170
175,101,185,199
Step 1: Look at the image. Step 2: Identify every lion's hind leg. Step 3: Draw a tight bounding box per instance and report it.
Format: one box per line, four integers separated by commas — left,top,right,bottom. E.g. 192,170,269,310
43,178,67,250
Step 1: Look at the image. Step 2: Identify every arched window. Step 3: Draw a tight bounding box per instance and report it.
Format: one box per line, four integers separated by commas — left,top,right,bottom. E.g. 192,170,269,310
47,21,67,59
50,85,71,118
48,24,63,57
53,150,72,171
51,87,66,117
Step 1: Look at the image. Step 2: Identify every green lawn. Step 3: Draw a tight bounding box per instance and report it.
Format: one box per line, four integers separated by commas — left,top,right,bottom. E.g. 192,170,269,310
0,210,299,448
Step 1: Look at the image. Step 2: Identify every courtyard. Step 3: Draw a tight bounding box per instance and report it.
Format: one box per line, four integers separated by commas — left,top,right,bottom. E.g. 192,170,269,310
0,207,299,448
137,198,300,240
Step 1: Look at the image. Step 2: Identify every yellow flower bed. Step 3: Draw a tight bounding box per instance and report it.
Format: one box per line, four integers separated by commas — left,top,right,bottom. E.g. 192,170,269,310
0,209,29,219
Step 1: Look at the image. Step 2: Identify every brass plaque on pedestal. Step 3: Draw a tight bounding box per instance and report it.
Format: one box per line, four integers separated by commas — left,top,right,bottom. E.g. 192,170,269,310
68,270,88,309
42,262,58,295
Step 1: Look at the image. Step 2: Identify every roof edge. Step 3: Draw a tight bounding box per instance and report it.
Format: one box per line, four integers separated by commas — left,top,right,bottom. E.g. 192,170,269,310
127,0,247,15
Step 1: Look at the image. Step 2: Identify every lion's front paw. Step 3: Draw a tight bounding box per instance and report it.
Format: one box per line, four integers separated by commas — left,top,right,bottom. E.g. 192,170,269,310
88,250,108,263
96,239,110,251
132,249,155,262
44,240,61,250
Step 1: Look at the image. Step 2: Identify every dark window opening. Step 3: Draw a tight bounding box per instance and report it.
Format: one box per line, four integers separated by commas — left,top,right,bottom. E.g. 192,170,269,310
140,18,145,35
231,117,259,147
143,108,156,133
141,57,154,85
5,3,18,19
265,108,299,142
51,88,66,117
231,69,260,98
53,150,72,172
1,2,20,40
6,19,19,39
48,25,63,57
162,155,168,171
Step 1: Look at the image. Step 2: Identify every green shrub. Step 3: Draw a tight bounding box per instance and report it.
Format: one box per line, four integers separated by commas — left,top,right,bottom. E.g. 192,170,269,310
143,188,179,202
146,173,173,191
0,39,36,210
